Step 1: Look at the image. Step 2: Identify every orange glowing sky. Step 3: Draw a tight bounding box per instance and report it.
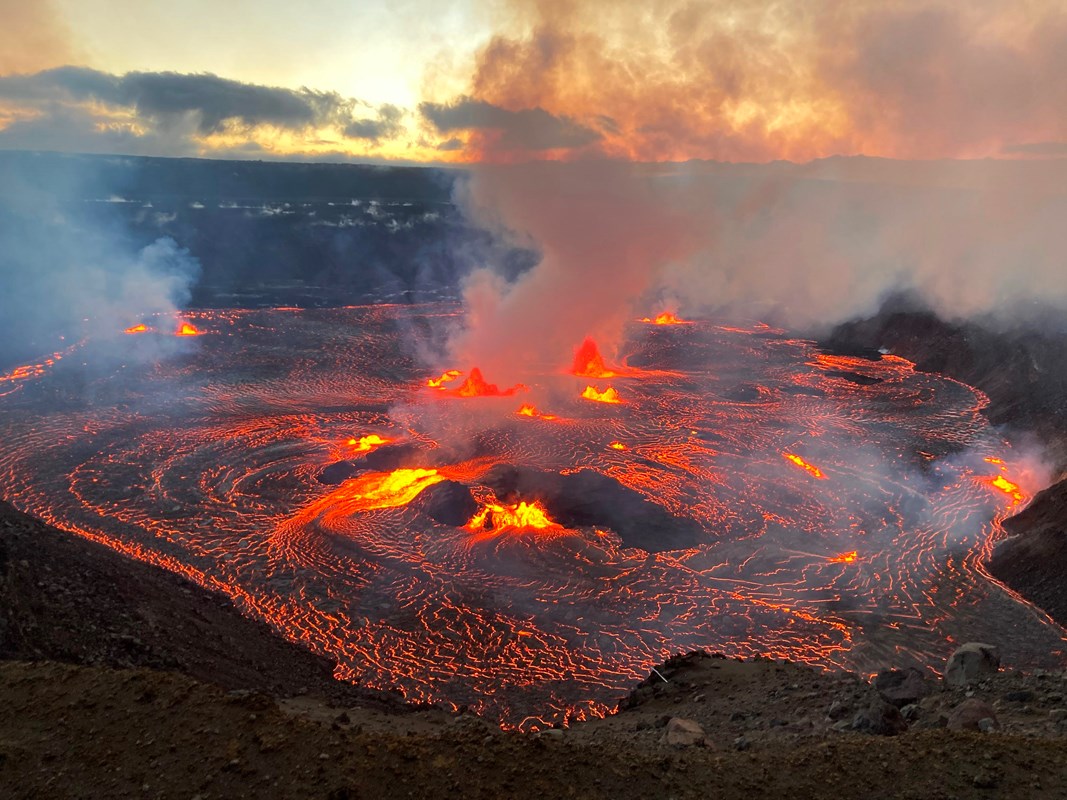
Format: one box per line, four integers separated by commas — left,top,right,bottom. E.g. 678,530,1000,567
1,0,1065,164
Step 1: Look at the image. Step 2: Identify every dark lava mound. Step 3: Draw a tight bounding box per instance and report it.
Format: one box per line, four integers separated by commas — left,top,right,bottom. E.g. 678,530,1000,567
482,465,707,552
317,443,432,484
413,481,479,527
825,370,884,386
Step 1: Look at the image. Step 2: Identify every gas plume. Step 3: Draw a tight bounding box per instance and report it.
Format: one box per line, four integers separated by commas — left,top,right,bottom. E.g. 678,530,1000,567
0,157,201,369
435,0,1067,163
446,156,1067,383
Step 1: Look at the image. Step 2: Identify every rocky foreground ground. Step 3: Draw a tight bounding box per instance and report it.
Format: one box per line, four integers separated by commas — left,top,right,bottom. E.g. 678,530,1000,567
3,500,1067,798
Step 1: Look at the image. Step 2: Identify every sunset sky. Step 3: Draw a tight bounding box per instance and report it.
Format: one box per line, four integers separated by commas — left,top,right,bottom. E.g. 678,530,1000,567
2,0,1065,164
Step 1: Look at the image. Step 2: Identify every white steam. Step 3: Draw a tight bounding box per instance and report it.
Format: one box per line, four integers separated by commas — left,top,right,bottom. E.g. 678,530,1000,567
447,157,1067,382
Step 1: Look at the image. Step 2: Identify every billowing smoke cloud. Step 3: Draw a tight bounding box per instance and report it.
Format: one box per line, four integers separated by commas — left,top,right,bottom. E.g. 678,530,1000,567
424,3,1067,378
0,155,201,368
0,0,78,75
0,67,410,159
446,162,704,381
433,0,1067,162
446,156,1067,382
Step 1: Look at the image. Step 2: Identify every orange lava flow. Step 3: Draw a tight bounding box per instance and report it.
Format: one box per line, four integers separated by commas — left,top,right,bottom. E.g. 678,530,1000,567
466,500,559,532
987,474,1025,504
10,305,1064,732
426,369,462,388
829,550,858,563
640,312,690,325
783,453,826,479
124,324,149,334
0,340,83,398
581,385,621,404
516,404,558,421
176,322,202,337
572,338,617,378
981,456,1026,504
332,468,444,511
347,434,391,452
457,368,523,397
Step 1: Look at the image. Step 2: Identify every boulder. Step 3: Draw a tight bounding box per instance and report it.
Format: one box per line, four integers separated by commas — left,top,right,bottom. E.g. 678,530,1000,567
947,698,999,732
944,643,1000,687
874,667,933,708
851,699,908,736
661,717,707,747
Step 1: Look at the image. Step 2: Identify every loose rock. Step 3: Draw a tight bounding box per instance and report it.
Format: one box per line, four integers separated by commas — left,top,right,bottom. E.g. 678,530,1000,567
873,667,933,708
944,643,1000,687
851,699,908,736
661,717,707,747
947,698,999,732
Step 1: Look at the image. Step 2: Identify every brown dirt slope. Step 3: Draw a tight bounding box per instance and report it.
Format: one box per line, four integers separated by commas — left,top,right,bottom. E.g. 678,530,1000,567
3,659,1067,800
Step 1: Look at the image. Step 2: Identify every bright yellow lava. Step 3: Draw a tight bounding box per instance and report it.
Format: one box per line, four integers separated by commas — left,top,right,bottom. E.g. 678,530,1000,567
582,386,621,404
782,452,826,479
466,500,558,532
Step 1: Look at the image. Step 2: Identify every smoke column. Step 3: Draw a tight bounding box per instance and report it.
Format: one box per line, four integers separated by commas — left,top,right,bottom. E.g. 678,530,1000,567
0,155,201,368
447,157,1067,382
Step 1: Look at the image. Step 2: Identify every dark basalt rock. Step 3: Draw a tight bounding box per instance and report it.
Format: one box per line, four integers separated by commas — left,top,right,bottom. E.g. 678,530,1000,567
873,667,933,708
825,370,883,386
317,443,433,484
988,478,1067,629
318,460,361,485
412,481,478,527
360,443,430,472
482,465,708,552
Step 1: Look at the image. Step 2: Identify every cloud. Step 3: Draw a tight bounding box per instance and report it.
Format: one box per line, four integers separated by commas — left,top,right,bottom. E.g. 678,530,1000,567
0,0,78,75
434,0,1067,162
0,67,362,133
0,67,410,158
344,104,404,141
444,156,1067,384
420,96,600,153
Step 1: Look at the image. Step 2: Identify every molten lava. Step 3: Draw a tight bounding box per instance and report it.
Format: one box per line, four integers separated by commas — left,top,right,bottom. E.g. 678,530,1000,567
572,338,617,378
981,457,1026,504
176,322,202,337
347,434,391,452
988,474,1025,504
466,500,559,532
783,453,826,479
829,550,858,563
516,404,558,421
581,385,622,404
641,312,690,325
6,304,1061,732
609,441,627,450
124,323,149,334
426,369,462,388
456,368,523,398
339,468,444,510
